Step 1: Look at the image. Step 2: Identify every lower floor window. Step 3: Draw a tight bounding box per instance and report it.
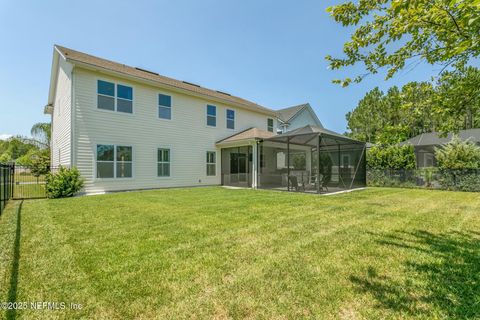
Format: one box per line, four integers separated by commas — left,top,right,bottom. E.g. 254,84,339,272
158,148,170,177
96,144,133,178
206,151,216,176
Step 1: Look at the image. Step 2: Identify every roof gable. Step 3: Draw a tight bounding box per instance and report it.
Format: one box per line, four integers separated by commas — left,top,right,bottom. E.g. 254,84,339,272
276,103,323,127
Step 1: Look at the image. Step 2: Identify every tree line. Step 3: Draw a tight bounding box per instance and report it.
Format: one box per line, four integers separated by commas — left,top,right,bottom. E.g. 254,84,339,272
345,66,480,144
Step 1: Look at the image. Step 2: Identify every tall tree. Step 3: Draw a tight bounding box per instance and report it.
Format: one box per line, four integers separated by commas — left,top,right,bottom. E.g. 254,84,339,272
29,122,51,149
326,0,480,86
434,66,480,132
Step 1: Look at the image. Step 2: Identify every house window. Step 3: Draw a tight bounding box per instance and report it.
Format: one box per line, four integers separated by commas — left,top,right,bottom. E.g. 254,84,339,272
157,148,170,177
207,105,216,127
158,94,172,120
97,80,133,113
96,144,132,178
226,109,235,129
206,151,216,176
97,80,115,111
116,146,133,178
267,118,274,132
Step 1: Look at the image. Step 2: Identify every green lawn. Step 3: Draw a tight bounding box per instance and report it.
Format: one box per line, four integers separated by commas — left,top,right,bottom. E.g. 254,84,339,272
0,187,479,319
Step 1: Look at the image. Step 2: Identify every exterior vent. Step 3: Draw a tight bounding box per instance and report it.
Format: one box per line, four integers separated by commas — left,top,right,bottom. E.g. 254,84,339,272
135,67,159,75
182,81,201,87
216,90,231,96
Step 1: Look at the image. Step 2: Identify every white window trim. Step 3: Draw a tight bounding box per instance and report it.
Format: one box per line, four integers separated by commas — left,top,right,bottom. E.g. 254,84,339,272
157,147,172,179
267,118,274,132
94,143,135,180
206,104,217,128
96,78,135,115
226,108,235,130
206,151,216,176
158,92,172,121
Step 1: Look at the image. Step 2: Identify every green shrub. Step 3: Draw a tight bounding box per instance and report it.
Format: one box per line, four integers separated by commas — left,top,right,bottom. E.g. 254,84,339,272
438,169,480,192
435,135,480,169
367,145,416,170
45,167,84,198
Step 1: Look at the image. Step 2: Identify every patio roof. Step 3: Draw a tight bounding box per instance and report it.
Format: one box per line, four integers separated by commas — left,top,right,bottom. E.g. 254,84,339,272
265,125,364,146
216,127,275,146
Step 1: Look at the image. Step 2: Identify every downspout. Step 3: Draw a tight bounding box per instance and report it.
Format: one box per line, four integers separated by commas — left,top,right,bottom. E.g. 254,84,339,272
70,66,75,168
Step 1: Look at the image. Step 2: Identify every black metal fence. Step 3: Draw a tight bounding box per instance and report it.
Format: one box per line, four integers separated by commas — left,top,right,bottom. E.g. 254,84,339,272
12,166,60,199
367,168,480,192
0,164,60,214
1,163,14,215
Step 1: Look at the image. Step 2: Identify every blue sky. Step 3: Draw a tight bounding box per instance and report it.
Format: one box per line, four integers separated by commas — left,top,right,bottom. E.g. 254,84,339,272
0,0,448,138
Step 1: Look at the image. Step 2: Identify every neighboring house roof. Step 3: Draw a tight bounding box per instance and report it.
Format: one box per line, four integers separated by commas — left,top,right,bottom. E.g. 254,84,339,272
52,45,276,116
275,103,323,127
216,127,274,145
399,129,480,147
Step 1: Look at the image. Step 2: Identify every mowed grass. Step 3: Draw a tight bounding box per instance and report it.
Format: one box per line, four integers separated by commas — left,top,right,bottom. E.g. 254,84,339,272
0,187,479,319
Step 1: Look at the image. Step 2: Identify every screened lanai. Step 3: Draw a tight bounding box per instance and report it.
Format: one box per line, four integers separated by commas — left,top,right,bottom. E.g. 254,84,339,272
217,125,366,194
257,125,366,193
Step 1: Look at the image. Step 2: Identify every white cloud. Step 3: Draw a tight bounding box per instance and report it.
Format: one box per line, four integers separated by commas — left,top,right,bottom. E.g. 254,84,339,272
0,134,13,140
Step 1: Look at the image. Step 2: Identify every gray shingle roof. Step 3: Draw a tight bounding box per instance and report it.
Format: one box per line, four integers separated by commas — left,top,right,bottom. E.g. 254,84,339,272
399,129,480,146
55,45,277,116
266,125,364,145
276,103,309,122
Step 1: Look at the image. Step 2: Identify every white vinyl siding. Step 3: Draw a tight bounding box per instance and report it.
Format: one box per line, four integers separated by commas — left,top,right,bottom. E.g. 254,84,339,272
51,58,73,167
72,68,274,193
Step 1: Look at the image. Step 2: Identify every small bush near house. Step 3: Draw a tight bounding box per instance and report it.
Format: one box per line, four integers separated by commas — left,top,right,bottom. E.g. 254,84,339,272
45,167,84,198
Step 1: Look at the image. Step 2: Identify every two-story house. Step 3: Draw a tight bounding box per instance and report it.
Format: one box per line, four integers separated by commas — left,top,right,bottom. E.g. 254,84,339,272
46,45,285,194
46,45,363,195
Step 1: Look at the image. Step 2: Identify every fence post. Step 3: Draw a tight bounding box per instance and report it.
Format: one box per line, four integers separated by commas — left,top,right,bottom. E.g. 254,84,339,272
11,163,15,200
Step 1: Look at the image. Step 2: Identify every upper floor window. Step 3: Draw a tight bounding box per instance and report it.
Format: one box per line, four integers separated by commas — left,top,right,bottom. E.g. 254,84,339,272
97,80,133,113
267,118,274,132
158,94,172,120
158,148,170,177
96,144,133,178
206,151,216,176
207,105,216,127
226,109,235,129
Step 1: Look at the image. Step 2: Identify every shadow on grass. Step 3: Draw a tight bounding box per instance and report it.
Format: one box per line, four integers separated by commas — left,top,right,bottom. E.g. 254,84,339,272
7,201,22,320
350,229,480,318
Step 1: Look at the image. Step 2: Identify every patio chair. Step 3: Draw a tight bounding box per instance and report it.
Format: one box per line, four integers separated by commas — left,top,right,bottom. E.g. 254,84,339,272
288,175,304,191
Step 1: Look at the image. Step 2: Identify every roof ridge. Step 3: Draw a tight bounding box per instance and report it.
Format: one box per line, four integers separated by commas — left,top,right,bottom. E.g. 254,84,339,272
54,45,276,116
